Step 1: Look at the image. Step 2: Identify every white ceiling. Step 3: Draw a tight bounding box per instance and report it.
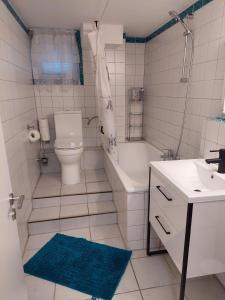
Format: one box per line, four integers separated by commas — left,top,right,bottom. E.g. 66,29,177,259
10,0,196,37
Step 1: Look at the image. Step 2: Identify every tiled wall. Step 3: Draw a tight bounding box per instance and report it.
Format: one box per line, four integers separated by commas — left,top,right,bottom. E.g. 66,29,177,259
144,0,225,159
0,2,39,252
35,40,128,172
125,43,145,139
200,118,225,157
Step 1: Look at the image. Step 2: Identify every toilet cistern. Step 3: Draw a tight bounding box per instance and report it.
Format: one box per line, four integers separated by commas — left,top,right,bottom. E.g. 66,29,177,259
54,110,83,185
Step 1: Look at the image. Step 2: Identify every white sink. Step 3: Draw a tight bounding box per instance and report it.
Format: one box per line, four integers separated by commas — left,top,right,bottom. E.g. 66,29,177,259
150,159,225,202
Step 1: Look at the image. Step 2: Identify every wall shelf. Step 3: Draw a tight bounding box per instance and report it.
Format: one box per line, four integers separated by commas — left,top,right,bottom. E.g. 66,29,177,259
127,88,144,141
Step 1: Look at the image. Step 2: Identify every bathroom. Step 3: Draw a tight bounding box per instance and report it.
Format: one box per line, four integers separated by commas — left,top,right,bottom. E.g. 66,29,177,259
1,0,225,299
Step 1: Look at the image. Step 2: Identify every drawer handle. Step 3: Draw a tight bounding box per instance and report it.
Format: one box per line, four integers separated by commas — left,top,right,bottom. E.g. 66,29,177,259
155,216,171,235
156,185,172,201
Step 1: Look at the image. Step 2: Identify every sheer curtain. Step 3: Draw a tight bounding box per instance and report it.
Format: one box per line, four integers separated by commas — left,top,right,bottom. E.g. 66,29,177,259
88,26,118,160
31,29,80,85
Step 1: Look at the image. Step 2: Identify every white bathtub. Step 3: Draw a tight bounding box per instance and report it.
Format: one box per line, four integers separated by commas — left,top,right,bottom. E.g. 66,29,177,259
105,141,162,192
104,141,162,250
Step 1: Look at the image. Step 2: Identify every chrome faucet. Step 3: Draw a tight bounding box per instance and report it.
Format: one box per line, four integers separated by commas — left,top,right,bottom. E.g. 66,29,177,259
160,149,174,161
87,115,98,126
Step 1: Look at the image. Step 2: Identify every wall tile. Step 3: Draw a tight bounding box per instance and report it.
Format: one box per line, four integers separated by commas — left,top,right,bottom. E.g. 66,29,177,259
0,4,40,252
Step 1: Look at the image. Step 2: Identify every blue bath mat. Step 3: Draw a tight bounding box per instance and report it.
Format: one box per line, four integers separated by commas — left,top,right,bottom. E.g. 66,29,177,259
24,233,132,300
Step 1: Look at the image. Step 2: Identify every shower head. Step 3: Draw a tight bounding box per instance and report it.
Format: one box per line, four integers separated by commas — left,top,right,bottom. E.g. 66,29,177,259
169,10,192,35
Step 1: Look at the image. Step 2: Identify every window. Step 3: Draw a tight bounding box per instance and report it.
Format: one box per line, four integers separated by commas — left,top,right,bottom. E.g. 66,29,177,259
31,29,80,85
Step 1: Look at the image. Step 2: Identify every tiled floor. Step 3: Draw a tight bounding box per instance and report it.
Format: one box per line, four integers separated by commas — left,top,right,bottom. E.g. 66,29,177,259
29,201,116,222
30,169,115,223
33,169,111,199
24,225,225,300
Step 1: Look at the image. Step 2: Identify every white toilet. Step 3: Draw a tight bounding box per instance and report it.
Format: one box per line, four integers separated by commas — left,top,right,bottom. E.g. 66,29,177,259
54,110,83,185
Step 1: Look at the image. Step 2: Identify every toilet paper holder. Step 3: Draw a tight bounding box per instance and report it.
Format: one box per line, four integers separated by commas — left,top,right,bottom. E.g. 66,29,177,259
27,124,35,130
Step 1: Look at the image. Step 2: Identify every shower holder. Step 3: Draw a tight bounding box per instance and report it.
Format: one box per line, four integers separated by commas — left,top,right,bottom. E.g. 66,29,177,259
27,124,35,130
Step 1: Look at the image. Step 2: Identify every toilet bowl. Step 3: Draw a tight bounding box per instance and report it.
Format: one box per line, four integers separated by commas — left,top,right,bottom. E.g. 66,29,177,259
54,110,83,185
54,138,83,185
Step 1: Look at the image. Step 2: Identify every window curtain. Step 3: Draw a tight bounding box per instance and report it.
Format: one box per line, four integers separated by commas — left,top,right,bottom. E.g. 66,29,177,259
31,29,80,85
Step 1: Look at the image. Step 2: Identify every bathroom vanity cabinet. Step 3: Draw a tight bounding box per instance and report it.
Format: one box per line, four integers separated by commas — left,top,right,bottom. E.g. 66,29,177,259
147,161,225,300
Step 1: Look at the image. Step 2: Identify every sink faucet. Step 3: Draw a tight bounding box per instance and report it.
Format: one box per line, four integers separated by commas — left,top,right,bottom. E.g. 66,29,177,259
205,149,225,174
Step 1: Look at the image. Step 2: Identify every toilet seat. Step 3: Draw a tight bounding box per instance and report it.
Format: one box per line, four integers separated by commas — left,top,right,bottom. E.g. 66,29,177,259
54,137,83,150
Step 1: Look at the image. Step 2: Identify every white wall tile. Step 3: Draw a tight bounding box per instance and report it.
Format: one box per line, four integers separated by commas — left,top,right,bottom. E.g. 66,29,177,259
0,3,40,252
144,0,225,159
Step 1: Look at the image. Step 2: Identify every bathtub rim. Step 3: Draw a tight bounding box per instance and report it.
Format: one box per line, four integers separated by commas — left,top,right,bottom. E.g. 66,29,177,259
104,141,163,193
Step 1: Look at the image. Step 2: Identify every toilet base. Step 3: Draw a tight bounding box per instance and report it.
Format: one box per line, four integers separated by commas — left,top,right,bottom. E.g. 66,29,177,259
61,164,80,185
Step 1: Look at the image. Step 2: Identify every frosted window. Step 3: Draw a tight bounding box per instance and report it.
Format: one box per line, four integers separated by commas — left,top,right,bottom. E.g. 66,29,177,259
31,29,80,84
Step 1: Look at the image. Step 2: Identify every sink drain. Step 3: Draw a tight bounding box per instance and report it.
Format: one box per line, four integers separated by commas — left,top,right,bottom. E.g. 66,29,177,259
194,189,202,192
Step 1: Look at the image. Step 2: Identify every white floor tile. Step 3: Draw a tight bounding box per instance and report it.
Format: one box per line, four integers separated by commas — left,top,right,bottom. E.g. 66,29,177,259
61,194,87,206
60,216,89,231
113,291,142,299
29,207,60,222
96,237,126,249
32,196,61,209
33,185,61,198
90,213,117,226
88,201,116,214
23,249,39,264
186,276,225,300
61,183,86,196
131,256,177,289
86,181,112,193
37,173,61,188
25,276,55,300
116,263,139,294
60,204,88,218
61,227,91,240
90,224,121,240
87,192,112,203
55,284,90,300
141,284,185,300
85,169,107,182
132,249,147,259
28,220,60,235
26,232,56,250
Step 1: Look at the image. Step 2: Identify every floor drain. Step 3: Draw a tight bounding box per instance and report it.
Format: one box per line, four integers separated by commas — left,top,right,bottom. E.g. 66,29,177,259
194,189,202,192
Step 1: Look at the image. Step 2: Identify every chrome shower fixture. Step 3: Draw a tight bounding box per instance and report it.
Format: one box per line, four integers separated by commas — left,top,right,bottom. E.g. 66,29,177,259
168,10,195,159
168,10,192,35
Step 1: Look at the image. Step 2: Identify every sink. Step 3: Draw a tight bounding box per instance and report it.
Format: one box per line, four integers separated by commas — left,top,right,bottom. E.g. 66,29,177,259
150,159,225,202
194,160,225,191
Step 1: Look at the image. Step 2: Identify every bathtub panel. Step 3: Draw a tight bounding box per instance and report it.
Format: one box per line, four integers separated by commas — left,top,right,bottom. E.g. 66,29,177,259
104,141,162,250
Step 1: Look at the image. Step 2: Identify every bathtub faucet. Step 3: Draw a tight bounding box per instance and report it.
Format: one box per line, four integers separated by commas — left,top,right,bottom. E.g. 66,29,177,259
87,115,98,126
160,149,174,161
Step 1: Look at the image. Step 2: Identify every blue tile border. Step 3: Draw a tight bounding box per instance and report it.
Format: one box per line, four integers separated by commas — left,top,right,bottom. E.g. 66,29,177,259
2,0,215,44
75,30,84,85
125,0,214,43
2,0,29,34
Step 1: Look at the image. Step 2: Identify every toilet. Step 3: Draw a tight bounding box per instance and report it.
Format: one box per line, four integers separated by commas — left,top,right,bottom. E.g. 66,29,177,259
54,110,83,185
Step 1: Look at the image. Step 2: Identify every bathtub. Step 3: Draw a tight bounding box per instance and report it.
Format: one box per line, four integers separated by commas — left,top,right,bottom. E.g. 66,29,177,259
104,141,162,250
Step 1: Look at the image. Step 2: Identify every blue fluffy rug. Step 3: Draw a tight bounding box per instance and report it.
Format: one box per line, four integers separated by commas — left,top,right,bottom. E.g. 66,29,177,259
24,233,132,300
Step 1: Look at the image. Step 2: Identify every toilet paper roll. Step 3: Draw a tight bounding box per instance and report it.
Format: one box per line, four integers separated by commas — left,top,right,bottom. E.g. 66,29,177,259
39,118,50,142
28,129,40,143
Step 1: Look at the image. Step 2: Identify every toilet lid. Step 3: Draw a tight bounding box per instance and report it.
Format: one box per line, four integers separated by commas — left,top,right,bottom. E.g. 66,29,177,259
54,138,83,149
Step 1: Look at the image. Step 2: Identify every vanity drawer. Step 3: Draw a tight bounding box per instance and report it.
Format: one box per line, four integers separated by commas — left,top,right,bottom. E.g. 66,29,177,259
151,172,186,204
150,173,187,232
149,171,188,272
150,200,173,245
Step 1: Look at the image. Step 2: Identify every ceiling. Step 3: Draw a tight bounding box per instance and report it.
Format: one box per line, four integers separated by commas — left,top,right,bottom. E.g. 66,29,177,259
9,0,196,37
